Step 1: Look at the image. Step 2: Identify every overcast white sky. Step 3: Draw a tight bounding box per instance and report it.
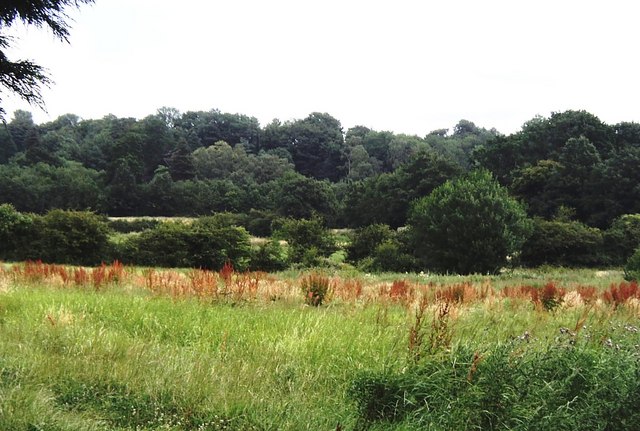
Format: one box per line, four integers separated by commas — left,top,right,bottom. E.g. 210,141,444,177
3,0,639,135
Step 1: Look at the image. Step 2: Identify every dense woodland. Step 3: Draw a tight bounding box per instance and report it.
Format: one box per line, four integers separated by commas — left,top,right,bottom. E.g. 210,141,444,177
1,108,637,228
1,108,640,272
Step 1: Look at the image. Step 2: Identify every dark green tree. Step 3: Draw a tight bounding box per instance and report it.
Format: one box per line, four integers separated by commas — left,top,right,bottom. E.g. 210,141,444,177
408,170,532,274
287,112,346,181
270,172,338,221
599,146,640,224
24,127,61,165
425,120,498,169
174,109,260,150
345,144,380,180
276,216,336,266
345,126,394,171
0,122,16,162
166,139,195,181
474,110,613,184
6,109,35,152
511,160,564,219
555,136,603,223
0,203,32,260
343,151,462,228
603,214,640,265
346,223,396,263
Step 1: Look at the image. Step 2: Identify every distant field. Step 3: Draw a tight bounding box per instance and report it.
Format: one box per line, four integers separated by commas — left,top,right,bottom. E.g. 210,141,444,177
0,262,639,430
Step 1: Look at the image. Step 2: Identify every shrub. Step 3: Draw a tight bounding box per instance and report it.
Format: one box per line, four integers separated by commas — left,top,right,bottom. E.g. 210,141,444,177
244,209,279,237
624,248,640,281
408,169,532,274
26,210,110,265
520,218,604,267
349,343,640,429
276,216,336,266
361,239,417,273
346,224,395,263
188,216,252,271
0,203,33,261
119,217,252,270
250,240,289,272
120,222,191,268
349,371,410,423
603,214,640,265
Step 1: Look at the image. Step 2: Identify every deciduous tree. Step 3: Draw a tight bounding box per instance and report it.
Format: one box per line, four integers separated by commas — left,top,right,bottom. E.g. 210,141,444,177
408,170,531,274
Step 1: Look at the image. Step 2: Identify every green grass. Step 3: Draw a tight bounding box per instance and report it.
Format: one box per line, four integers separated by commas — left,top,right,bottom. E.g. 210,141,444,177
0,268,638,430
0,286,406,429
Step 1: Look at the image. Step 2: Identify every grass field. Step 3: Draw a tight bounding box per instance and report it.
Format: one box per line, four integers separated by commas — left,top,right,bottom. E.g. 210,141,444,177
0,262,639,430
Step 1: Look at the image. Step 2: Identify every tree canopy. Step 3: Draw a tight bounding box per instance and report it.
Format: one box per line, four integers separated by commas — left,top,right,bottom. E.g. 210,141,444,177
0,107,638,236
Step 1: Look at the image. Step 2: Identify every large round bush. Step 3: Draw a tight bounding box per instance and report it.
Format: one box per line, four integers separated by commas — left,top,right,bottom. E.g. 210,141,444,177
408,170,531,274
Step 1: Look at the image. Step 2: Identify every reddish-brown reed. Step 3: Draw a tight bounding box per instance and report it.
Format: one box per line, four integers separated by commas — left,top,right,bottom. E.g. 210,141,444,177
434,282,477,304
333,278,363,301
602,281,639,308
73,267,90,286
14,260,68,283
576,285,598,304
387,280,414,304
233,271,264,301
144,269,188,298
187,269,219,299
219,261,234,286
502,283,565,310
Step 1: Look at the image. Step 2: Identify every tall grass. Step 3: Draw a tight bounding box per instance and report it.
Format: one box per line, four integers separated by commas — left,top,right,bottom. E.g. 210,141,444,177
0,262,638,429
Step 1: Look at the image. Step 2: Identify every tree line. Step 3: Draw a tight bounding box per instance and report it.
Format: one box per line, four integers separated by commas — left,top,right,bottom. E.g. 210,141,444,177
2,108,636,230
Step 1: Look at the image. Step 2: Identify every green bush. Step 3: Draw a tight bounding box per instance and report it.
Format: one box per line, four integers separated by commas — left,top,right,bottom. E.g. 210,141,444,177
26,210,110,265
358,239,417,273
408,169,532,274
349,371,410,423
346,224,395,263
244,209,279,237
188,216,252,271
275,216,336,266
624,248,640,281
119,217,252,270
120,222,192,268
0,203,33,261
603,214,640,265
520,218,605,267
249,240,288,272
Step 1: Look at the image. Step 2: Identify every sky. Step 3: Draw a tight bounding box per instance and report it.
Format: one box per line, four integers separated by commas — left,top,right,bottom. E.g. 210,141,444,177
2,0,640,135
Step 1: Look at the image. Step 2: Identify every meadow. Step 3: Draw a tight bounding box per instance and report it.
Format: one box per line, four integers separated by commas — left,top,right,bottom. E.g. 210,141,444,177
0,261,639,430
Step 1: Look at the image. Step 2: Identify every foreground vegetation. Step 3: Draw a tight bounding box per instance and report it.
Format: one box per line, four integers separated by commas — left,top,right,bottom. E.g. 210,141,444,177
1,262,639,430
